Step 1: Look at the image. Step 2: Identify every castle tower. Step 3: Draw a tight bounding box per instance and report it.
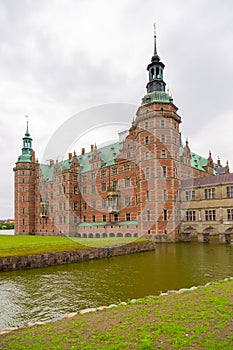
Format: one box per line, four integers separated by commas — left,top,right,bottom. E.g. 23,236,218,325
14,120,36,234
134,26,181,238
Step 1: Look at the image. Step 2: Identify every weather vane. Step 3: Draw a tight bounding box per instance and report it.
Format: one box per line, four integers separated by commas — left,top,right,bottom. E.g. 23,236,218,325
153,22,156,36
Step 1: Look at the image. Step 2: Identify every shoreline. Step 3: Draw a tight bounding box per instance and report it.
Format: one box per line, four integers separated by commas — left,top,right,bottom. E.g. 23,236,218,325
0,240,155,272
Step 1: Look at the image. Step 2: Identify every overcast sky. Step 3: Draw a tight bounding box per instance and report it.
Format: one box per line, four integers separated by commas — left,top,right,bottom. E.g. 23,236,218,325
1,0,233,219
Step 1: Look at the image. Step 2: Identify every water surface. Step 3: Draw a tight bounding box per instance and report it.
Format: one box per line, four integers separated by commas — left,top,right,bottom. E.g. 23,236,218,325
0,243,232,329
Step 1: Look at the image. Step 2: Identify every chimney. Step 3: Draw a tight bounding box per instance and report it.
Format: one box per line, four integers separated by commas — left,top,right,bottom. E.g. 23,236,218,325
68,152,72,160
91,144,94,151
50,159,54,166
31,150,35,163
81,148,85,155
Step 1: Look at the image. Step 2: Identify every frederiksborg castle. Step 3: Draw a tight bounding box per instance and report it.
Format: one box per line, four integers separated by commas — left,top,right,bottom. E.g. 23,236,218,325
14,31,233,243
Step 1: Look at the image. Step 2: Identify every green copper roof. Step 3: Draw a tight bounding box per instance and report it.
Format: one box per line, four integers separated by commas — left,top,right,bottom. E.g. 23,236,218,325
77,141,123,173
40,164,55,182
180,146,217,175
18,153,32,163
141,91,172,106
78,221,138,227
39,141,124,182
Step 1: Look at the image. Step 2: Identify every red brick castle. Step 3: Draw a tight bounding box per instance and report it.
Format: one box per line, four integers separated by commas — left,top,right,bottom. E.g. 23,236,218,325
14,30,233,243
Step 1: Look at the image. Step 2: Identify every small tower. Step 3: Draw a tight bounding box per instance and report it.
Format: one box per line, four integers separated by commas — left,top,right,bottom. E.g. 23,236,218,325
14,119,36,234
135,26,181,238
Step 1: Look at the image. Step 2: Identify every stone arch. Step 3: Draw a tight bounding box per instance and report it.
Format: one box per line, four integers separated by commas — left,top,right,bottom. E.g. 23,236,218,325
224,227,233,243
76,233,81,238
109,232,115,237
82,233,87,238
133,233,138,237
95,233,100,238
117,232,123,237
102,232,107,238
89,233,93,238
125,233,132,237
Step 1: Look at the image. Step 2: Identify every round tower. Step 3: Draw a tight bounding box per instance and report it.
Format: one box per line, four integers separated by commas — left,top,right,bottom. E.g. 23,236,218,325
135,27,181,238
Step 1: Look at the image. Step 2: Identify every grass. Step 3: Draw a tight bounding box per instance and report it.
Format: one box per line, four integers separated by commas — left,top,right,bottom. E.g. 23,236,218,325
0,236,146,257
1,278,233,349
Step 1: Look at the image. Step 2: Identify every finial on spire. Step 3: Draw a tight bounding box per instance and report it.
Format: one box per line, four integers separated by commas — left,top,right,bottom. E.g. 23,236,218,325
153,22,157,55
25,115,30,137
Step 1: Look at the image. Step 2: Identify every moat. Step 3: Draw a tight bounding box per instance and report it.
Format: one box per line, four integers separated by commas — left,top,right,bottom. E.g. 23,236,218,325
0,242,233,329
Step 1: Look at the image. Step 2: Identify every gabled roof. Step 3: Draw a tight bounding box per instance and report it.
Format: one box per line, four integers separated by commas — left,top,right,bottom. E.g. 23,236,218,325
181,173,233,189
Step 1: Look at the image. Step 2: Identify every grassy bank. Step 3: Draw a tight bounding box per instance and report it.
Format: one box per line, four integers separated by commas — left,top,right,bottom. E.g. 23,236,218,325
0,236,144,257
1,279,233,349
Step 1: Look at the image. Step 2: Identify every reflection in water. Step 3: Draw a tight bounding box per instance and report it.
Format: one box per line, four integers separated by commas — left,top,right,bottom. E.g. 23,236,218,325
0,243,233,328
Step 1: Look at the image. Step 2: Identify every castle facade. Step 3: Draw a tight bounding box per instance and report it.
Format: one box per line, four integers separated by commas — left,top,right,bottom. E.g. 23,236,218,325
14,31,233,243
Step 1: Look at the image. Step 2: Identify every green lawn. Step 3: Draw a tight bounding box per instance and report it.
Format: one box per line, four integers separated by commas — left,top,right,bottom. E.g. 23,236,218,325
1,278,233,349
0,236,146,257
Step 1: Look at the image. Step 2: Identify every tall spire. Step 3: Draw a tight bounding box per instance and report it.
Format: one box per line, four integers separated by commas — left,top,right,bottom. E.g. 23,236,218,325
17,117,33,163
25,115,30,137
153,23,157,56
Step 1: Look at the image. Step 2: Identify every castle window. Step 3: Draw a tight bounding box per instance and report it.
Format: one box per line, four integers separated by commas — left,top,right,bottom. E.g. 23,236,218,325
227,186,233,198
145,121,149,130
63,186,66,194
204,188,215,199
92,215,96,222
103,214,106,222
102,199,106,209
125,195,130,206
124,164,130,172
205,210,216,221
161,149,166,158
74,202,78,211
63,216,66,224
114,213,118,221
163,209,167,221
22,218,25,225
22,196,25,202
163,189,167,200
91,172,96,180
161,119,165,128
146,190,150,201
147,210,150,221
145,136,149,145
50,192,53,200
146,167,150,179
74,175,78,182
125,177,130,188
74,216,78,224
146,151,149,160
126,212,131,221
162,166,166,177
22,178,25,183
22,208,25,214
112,167,118,175
227,209,233,220
83,215,86,222
82,202,87,210
127,151,131,158
92,200,96,209
63,202,66,210
102,182,106,192
113,180,118,190
101,170,106,178
161,134,165,143
91,184,96,193
185,190,195,201
74,186,78,194
186,211,196,221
